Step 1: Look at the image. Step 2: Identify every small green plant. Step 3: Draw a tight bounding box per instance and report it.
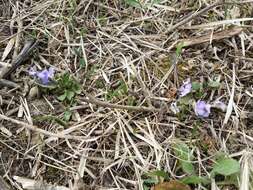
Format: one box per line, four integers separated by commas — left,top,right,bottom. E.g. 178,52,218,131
176,77,225,118
141,147,241,189
172,142,240,187
176,42,185,57
63,109,72,121
54,73,81,104
54,73,81,123
42,73,81,123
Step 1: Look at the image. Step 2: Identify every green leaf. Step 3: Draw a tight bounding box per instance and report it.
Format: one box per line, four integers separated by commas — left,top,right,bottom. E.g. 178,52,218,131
181,161,195,175
57,92,67,101
174,142,192,160
176,42,185,57
212,158,240,176
214,152,227,161
62,73,70,84
73,84,81,94
173,142,195,175
143,184,150,190
66,90,75,101
64,110,72,121
181,176,210,185
79,58,86,68
192,82,202,91
54,118,68,127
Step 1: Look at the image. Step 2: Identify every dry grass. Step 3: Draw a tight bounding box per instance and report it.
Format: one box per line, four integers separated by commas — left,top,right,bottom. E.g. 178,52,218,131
0,0,253,190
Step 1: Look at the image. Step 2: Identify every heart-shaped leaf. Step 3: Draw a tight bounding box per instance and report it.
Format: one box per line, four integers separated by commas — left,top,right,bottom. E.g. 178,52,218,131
212,158,240,176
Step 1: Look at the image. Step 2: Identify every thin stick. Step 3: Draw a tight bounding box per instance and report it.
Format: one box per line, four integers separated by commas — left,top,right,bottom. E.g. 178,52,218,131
0,79,20,88
178,27,243,47
80,93,160,113
0,176,11,190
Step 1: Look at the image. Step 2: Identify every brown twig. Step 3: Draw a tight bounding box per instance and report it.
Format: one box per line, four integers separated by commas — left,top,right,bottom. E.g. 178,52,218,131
0,79,20,88
178,27,243,47
80,93,160,113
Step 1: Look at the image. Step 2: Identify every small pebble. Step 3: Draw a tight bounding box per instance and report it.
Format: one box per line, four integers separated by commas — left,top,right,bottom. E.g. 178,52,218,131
28,86,40,100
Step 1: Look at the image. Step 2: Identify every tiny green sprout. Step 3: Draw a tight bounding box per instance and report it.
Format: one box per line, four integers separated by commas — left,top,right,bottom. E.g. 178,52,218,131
63,109,72,121
176,42,185,57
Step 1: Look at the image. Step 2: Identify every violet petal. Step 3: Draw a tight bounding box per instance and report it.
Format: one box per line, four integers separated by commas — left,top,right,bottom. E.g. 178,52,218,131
194,100,211,118
179,78,192,97
36,69,50,85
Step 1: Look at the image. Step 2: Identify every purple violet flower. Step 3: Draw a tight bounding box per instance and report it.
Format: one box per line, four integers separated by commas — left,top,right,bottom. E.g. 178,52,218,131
194,100,211,118
29,67,55,85
178,78,192,97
